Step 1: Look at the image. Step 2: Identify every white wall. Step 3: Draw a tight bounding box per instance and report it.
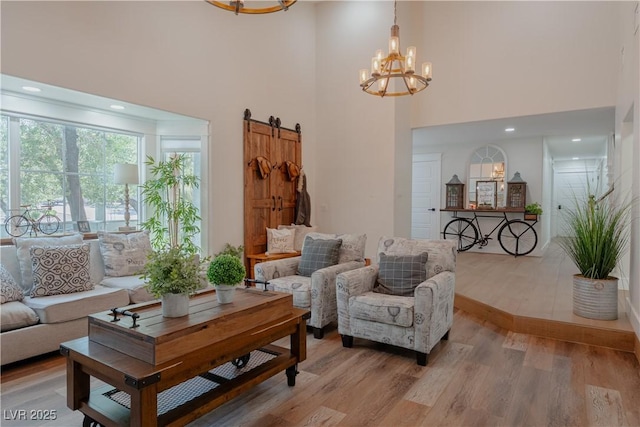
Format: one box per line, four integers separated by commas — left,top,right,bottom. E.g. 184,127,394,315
0,0,318,255
315,1,397,258
411,1,620,128
613,1,640,341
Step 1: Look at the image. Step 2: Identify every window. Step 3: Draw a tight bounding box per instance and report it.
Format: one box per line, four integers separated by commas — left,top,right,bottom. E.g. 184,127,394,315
1,114,140,237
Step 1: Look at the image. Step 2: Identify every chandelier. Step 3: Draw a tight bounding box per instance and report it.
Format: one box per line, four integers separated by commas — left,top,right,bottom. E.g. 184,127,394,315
205,0,296,15
359,1,432,97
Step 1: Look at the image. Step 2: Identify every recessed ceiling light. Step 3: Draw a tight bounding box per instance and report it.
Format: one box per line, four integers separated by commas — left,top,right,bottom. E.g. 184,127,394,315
110,104,125,110
572,157,580,160
505,127,515,132
22,86,41,93
572,138,582,142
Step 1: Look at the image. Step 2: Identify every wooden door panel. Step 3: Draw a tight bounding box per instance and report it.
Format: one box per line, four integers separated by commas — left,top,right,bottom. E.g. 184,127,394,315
244,111,302,271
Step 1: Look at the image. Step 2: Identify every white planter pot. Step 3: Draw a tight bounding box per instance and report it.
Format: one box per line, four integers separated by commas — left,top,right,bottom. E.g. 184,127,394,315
215,285,237,304
573,274,618,320
161,293,190,317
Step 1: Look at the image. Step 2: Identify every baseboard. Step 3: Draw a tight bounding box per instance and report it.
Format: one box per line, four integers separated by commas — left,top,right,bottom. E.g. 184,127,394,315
625,295,640,364
455,293,635,353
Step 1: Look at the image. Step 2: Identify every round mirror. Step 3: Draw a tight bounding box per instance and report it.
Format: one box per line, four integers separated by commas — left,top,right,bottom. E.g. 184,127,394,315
468,145,507,209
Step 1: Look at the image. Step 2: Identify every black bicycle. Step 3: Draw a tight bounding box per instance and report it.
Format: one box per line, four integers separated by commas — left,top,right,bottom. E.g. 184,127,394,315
442,211,537,256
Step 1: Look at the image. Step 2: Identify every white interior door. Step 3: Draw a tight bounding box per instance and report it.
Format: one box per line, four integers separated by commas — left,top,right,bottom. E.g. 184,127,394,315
553,165,599,237
411,153,441,240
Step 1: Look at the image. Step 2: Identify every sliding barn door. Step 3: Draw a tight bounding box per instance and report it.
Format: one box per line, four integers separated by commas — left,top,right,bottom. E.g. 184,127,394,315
243,110,302,270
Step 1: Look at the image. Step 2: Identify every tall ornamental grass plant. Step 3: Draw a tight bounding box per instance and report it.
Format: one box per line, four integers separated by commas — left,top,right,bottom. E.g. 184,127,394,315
558,191,632,280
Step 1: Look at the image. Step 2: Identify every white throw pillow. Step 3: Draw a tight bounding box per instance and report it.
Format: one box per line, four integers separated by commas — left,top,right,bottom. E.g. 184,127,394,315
277,224,317,252
13,234,84,293
266,228,297,255
98,231,152,277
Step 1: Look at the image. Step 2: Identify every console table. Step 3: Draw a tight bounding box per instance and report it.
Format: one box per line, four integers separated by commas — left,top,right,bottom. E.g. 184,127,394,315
60,289,309,427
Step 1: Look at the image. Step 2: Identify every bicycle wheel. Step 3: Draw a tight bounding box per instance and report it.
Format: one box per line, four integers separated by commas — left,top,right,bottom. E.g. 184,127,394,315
498,220,537,256
38,214,60,235
5,215,30,237
443,218,478,252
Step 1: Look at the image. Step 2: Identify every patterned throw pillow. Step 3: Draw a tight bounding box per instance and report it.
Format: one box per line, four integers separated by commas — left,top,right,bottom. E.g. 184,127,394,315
30,243,94,297
98,231,152,277
297,236,342,277
277,224,318,252
266,228,297,255
374,252,428,297
0,264,24,304
13,234,84,293
303,232,366,263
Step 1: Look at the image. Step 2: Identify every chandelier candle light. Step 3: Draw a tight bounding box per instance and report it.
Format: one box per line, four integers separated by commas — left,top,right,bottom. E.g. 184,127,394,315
114,163,139,231
205,0,296,15
359,0,432,97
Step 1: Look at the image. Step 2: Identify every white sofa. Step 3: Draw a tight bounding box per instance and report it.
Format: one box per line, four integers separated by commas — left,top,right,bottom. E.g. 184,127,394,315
1,238,151,365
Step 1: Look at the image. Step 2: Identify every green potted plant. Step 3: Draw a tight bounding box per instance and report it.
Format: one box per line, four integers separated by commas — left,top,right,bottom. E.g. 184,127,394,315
557,189,632,320
140,154,207,317
207,254,246,304
524,202,543,221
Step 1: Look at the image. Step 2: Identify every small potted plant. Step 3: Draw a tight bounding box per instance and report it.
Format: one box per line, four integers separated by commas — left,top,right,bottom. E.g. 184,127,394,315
524,202,543,221
143,247,206,317
207,254,246,304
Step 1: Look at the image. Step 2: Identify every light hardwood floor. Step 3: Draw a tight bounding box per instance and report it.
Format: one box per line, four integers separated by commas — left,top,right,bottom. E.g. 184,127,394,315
1,308,639,427
1,242,639,426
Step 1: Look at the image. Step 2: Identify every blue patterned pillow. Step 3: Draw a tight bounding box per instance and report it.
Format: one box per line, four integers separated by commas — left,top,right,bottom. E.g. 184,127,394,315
29,243,94,297
297,237,342,277
374,252,428,296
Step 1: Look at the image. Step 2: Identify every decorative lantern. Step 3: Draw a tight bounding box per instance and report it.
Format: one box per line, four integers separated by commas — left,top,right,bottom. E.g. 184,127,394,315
445,175,465,209
507,172,527,209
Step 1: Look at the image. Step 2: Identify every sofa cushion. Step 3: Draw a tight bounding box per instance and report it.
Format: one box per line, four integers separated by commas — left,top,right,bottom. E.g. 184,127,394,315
98,231,151,277
277,224,318,252
266,228,297,255
298,236,342,277
349,291,414,327
1,301,39,332
1,264,24,304
23,285,130,324
374,252,428,297
267,275,311,308
100,275,155,303
304,232,366,263
13,234,83,293
30,243,94,297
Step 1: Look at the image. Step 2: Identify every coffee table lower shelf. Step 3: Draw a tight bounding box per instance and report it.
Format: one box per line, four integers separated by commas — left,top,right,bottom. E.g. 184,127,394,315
78,345,298,427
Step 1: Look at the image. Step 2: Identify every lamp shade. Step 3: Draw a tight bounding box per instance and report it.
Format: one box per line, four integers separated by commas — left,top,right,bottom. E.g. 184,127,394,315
114,163,139,185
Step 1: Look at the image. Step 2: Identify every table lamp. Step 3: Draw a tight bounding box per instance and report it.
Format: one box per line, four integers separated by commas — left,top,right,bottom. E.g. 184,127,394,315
114,163,139,231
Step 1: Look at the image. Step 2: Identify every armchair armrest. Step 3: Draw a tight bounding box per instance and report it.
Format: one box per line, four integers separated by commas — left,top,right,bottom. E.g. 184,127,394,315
254,256,301,288
309,261,365,329
414,271,455,354
335,265,379,335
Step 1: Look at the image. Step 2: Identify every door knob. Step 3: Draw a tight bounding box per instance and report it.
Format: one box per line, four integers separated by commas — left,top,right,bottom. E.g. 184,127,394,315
428,208,436,212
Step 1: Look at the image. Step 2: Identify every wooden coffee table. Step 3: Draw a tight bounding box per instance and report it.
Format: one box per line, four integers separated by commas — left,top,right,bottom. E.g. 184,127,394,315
60,288,309,427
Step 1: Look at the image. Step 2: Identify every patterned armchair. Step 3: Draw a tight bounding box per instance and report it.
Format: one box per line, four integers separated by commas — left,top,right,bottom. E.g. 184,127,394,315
255,232,367,339
336,237,456,365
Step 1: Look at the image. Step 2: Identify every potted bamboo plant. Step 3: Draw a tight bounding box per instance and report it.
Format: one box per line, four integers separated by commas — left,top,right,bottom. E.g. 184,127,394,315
557,189,632,320
140,154,207,317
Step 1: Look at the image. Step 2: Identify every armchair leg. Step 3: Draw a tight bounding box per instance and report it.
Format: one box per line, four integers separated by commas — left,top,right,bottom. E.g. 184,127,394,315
416,351,428,366
313,327,324,340
442,329,450,340
341,335,353,348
